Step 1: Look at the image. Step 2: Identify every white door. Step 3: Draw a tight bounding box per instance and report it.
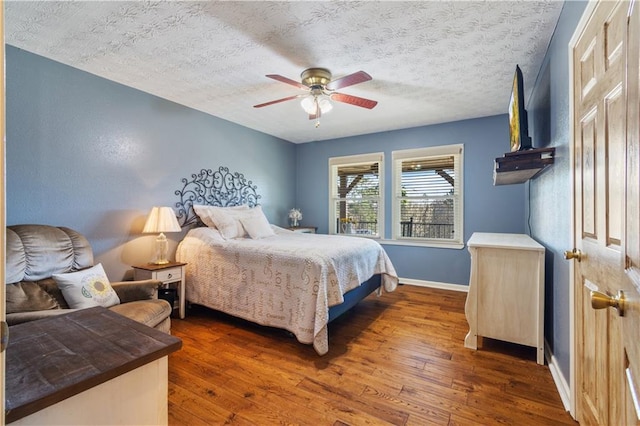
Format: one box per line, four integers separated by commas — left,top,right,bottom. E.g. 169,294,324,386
571,1,640,424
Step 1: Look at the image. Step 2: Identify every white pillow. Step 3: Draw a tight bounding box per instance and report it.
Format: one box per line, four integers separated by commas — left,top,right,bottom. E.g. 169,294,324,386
239,206,275,239
53,263,120,309
193,205,216,228
224,208,257,238
210,209,243,239
193,205,249,237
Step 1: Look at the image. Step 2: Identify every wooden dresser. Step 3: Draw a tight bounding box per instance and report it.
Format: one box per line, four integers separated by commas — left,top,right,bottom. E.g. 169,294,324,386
464,232,545,364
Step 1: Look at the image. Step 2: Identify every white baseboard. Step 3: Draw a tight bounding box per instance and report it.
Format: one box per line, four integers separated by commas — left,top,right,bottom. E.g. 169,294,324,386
545,338,572,413
400,277,469,293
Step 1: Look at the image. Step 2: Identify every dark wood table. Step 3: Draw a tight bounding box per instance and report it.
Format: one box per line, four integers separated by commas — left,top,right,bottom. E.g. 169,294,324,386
5,306,182,424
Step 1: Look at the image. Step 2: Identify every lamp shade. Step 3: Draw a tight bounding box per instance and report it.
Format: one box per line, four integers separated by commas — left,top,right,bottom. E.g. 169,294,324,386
143,207,181,233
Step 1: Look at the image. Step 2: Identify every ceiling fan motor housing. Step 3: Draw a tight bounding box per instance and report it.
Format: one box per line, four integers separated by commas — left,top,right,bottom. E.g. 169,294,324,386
301,68,332,88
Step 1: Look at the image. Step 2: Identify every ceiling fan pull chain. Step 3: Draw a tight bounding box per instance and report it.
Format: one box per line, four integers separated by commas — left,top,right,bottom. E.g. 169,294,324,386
315,97,321,128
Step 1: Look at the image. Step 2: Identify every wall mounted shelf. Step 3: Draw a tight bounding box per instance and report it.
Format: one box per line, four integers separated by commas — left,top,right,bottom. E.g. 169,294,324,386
493,147,555,185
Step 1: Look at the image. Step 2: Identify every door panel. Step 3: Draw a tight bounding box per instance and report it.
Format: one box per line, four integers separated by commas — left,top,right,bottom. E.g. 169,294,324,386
604,2,626,68
605,84,624,245
580,278,608,423
580,108,597,238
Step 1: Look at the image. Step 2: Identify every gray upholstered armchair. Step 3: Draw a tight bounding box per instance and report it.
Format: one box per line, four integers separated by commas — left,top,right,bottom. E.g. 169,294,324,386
5,224,172,333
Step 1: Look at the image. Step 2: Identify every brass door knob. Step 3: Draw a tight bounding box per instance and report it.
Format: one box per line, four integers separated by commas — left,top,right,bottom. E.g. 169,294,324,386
564,248,583,262
591,290,625,316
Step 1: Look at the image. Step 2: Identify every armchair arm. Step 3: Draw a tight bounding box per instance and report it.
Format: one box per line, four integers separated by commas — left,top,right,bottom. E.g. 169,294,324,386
111,279,161,303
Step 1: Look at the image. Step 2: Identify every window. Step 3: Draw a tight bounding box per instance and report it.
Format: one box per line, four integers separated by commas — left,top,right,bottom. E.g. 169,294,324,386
392,144,463,246
329,153,384,238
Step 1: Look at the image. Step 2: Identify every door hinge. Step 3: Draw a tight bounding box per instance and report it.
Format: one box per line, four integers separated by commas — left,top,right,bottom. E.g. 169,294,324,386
1,321,8,353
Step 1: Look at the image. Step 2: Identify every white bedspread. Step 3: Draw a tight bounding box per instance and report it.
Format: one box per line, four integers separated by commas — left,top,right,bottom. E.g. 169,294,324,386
176,226,398,354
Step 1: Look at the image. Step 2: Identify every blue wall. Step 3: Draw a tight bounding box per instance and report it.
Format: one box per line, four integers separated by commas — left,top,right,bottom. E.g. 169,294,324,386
296,115,526,285
528,0,588,386
5,46,296,280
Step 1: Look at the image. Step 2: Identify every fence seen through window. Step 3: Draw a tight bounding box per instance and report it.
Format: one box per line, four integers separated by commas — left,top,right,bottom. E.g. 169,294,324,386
397,155,457,240
334,161,380,237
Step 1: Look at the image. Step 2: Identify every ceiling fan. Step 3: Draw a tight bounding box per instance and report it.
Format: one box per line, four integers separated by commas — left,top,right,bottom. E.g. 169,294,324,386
253,68,378,127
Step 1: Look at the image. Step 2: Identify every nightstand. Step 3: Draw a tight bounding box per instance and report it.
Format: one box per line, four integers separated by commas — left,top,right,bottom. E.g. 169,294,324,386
288,226,317,234
133,262,187,319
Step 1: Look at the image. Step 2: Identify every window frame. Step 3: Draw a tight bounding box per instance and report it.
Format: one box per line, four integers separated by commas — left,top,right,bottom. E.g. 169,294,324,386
390,144,464,249
328,152,384,239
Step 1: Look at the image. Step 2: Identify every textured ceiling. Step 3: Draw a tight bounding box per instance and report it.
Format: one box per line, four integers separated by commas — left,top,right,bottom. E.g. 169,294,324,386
5,1,563,144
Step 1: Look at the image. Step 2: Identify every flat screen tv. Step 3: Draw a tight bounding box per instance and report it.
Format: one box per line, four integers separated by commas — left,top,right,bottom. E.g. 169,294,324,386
508,65,532,151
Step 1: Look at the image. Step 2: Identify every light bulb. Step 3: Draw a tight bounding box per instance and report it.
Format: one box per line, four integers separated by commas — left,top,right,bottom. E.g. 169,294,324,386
301,96,316,114
318,98,332,113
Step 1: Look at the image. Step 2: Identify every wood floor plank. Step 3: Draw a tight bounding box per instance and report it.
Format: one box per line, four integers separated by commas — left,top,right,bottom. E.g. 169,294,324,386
361,385,451,426
168,401,216,426
466,388,574,425
168,382,236,424
297,377,409,425
168,285,576,425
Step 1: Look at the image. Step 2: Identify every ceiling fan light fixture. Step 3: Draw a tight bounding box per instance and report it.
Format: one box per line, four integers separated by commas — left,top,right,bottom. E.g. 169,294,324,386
300,94,332,115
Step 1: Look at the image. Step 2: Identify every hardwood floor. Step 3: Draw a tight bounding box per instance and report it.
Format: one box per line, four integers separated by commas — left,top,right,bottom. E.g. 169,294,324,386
168,285,576,425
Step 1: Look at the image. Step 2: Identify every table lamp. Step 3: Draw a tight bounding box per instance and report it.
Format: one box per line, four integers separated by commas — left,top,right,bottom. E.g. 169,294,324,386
142,206,181,264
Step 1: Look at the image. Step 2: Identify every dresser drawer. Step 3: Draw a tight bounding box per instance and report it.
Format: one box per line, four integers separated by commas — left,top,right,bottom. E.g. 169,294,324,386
156,267,182,282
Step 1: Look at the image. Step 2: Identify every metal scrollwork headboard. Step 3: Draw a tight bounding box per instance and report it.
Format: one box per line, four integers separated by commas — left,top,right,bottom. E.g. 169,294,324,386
175,166,261,227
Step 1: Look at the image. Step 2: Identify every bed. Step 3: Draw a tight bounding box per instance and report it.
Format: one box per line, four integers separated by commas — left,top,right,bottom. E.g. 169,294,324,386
174,167,398,355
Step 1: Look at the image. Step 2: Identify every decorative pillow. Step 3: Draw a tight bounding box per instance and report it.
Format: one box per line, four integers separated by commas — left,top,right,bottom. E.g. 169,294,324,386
208,209,243,239
239,206,275,239
193,205,249,236
53,263,120,309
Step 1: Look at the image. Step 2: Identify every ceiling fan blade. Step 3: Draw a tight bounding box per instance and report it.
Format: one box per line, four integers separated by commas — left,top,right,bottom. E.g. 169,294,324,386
331,93,378,109
266,74,308,89
326,71,372,90
253,95,301,108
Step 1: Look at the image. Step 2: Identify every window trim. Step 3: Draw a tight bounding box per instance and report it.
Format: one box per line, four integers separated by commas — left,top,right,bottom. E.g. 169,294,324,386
328,152,384,238
391,144,464,248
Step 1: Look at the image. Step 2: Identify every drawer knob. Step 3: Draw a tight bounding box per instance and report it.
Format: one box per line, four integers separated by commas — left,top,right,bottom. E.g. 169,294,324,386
167,273,172,278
